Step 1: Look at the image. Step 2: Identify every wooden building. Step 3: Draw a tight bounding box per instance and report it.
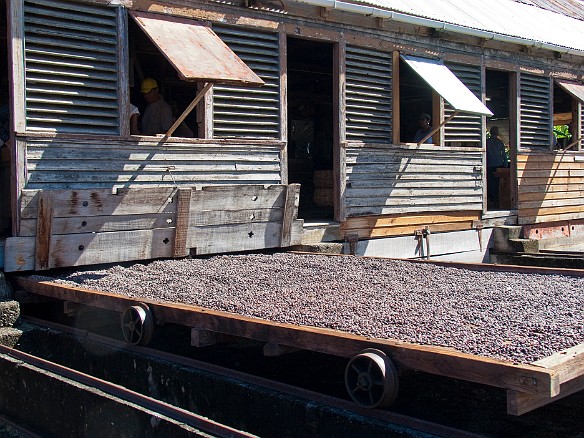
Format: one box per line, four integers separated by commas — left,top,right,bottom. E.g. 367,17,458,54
1,0,584,271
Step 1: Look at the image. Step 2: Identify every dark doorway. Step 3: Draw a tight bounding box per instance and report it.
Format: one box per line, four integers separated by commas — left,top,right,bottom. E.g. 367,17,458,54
287,37,334,221
1,0,11,237
486,69,511,211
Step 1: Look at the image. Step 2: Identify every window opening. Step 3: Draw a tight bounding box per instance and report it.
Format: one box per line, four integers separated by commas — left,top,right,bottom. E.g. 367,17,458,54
287,37,334,221
128,12,263,139
129,18,200,138
399,55,491,145
553,83,575,149
486,69,511,211
399,58,433,144
553,80,584,151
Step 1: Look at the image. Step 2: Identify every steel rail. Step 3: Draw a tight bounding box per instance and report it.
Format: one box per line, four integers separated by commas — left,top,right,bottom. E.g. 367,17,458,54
0,413,44,438
20,315,482,438
0,341,256,438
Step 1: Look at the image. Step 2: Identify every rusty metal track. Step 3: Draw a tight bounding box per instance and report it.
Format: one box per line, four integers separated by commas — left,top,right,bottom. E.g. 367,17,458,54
0,342,256,438
0,413,44,438
20,315,481,438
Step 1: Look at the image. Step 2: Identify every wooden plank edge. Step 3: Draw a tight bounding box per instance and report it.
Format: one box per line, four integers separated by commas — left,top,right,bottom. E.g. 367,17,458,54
532,342,584,384
507,372,584,415
13,276,559,397
173,188,191,257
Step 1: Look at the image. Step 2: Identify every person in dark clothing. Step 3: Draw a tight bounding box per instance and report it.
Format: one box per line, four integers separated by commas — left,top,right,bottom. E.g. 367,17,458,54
414,113,433,144
486,126,508,207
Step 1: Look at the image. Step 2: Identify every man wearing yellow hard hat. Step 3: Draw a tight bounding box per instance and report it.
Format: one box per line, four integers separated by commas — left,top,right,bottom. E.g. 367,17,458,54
140,78,174,135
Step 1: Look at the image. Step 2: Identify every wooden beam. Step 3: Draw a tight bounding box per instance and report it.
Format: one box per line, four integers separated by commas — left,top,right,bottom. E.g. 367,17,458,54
280,184,299,247
507,373,584,415
165,83,213,138
34,191,53,271
173,188,191,257
507,343,584,415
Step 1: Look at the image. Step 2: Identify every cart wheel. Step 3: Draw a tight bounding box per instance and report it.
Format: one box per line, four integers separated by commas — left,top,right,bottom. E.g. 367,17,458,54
121,303,154,346
345,348,399,409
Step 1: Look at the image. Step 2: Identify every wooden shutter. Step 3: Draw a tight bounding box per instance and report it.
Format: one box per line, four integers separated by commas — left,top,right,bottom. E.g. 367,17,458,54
520,73,552,147
444,63,483,146
345,45,392,143
23,0,120,134
211,26,280,138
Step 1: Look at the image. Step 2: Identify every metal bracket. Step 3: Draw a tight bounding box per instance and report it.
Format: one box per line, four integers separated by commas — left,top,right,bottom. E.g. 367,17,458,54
345,233,359,255
475,223,484,251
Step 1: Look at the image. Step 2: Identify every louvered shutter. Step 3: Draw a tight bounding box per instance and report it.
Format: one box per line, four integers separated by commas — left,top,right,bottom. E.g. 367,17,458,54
23,0,120,135
211,26,280,138
520,73,552,147
345,45,392,143
443,63,483,145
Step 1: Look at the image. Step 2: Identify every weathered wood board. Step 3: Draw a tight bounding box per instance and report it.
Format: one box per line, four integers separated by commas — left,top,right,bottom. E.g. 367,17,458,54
517,152,584,224
345,144,484,217
4,184,302,272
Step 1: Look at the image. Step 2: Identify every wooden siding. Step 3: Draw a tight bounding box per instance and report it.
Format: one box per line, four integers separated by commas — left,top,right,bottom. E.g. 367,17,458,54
4,184,302,272
344,144,483,217
211,25,280,139
23,0,120,135
22,136,283,190
341,211,481,239
345,45,392,143
517,151,584,224
444,62,483,146
520,73,552,148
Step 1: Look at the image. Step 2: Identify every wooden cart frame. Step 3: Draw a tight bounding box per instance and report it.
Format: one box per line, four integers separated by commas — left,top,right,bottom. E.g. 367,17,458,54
12,258,584,416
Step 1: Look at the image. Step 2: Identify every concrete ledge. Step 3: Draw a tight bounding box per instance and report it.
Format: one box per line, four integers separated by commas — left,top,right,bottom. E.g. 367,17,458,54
292,243,344,254
492,227,540,253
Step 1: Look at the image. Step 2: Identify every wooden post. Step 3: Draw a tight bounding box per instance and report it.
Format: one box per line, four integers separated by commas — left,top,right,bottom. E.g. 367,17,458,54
173,188,192,257
280,184,298,248
35,191,54,271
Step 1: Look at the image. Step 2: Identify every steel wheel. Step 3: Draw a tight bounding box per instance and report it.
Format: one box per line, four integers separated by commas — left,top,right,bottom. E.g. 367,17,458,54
345,348,399,409
121,303,154,346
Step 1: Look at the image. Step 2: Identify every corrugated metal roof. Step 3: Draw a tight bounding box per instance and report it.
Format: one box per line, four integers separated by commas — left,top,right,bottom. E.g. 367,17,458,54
349,0,584,53
512,0,584,21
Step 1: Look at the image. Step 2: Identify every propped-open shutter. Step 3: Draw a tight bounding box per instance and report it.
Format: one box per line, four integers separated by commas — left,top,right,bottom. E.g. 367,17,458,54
23,0,120,134
520,73,551,147
345,45,392,143
444,63,482,146
211,26,280,138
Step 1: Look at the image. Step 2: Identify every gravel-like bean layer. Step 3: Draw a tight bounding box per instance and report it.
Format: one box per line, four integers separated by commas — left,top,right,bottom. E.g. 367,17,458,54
32,253,584,363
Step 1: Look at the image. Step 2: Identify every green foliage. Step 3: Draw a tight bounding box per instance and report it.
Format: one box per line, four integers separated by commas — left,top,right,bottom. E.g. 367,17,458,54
554,124,572,139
